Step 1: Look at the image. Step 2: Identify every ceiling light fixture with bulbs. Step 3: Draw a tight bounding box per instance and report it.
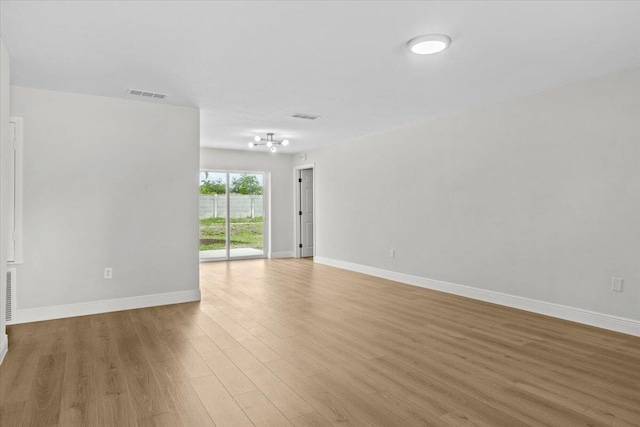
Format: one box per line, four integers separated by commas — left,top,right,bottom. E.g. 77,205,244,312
248,133,290,153
406,34,452,55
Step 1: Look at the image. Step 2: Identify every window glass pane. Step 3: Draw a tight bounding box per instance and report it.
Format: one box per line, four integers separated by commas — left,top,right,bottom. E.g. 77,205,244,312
228,173,264,258
199,171,227,260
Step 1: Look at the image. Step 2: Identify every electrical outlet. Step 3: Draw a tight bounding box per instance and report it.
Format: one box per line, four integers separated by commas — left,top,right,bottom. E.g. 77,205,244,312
104,267,113,280
389,249,395,258
611,277,623,292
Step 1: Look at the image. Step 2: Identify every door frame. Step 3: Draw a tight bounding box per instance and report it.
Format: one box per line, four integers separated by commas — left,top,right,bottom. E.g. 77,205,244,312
293,163,315,258
8,117,24,265
199,169,270,262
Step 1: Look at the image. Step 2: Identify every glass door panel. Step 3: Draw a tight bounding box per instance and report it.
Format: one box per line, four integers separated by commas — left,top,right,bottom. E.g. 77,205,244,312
229,173,265,258
199,171,228,260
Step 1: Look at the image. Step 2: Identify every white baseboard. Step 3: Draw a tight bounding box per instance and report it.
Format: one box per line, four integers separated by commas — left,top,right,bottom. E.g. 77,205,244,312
0,333,8,364
270,251,295,259
314,257,640,337
9,289,201,325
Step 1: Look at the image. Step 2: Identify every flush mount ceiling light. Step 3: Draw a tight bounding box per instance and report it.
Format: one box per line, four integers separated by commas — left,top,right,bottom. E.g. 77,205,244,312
406,34,452,55
248,133,290,153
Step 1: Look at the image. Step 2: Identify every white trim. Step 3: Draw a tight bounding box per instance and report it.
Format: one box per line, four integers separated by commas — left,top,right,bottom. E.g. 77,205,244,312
270,251,295,259
293,163,316,258
314,257,640,337
200,255,266,263
8,117,24,263
0,333,7,364
8,289,201,325
266,172,272,258
225,172,231,259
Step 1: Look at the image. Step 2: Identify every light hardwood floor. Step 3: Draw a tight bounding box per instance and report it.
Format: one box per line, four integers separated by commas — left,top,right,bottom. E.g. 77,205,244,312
1,258,639,426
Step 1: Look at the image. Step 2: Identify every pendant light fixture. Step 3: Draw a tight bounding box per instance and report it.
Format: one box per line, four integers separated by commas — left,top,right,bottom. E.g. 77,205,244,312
248,133,290,153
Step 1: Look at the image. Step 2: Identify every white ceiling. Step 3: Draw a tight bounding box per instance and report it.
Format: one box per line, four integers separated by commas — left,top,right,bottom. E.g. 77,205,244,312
1,1,639,153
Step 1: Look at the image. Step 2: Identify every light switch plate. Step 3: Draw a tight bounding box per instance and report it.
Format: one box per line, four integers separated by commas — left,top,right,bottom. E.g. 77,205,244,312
611,277,623,292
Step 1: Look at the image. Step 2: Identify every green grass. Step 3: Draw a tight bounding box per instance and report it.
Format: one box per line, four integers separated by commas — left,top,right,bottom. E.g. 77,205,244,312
199,217,263,251
199,217,263,226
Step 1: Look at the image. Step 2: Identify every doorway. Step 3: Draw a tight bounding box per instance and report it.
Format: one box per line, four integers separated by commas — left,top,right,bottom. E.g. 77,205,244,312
199,170,268,261
295,165,314,258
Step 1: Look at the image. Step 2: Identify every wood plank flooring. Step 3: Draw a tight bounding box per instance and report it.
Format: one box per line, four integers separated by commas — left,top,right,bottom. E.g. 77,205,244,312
1,258,639,426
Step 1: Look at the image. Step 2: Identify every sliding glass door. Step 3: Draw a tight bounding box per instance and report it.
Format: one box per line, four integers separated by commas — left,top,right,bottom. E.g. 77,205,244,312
199,170,266,261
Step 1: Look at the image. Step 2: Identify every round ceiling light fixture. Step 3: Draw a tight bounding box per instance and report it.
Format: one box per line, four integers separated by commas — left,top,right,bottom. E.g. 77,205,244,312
406,34,451,55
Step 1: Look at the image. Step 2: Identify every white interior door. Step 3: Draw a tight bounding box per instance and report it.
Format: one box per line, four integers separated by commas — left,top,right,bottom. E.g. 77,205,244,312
300,169,314,257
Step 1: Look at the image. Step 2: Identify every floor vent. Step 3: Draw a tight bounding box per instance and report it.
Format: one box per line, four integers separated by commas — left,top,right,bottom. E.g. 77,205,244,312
127,88,168,99
6,268,16,322
292,113,320,120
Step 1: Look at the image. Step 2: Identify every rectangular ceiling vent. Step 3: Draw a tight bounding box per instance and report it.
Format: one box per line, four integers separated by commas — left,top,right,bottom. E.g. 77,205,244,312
292,113,320,120
127,88,167,99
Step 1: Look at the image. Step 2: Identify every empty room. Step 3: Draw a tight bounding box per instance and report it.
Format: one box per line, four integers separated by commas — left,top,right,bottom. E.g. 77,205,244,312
0,1,639,426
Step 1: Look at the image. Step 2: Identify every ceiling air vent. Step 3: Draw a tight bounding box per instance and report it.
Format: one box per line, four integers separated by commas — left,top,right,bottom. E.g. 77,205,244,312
292,113,320,120
127,88,167,100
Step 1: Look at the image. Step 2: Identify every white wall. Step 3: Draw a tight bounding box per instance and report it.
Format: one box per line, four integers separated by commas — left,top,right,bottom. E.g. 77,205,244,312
297,67,640,324
200,148,294,257
0,38,10,359
10,87,200,316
